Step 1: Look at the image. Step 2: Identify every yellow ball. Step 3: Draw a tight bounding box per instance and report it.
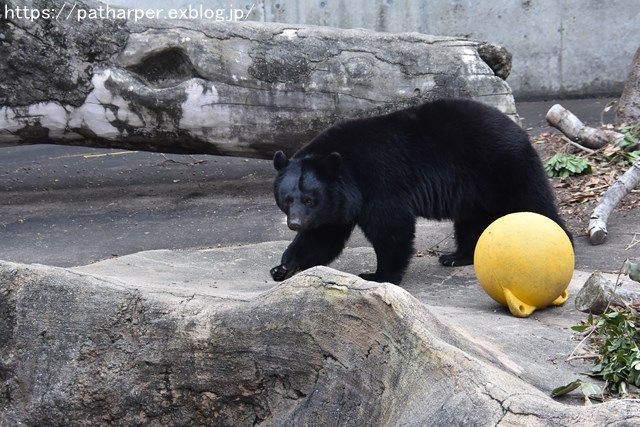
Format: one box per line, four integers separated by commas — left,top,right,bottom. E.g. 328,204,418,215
474,212,574,318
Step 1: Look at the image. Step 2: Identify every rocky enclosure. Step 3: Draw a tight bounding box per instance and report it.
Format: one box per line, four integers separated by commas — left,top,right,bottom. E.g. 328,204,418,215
1,250,639,426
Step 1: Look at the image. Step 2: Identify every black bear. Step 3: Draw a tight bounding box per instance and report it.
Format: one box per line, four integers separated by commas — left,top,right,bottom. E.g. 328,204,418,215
270,98,572,285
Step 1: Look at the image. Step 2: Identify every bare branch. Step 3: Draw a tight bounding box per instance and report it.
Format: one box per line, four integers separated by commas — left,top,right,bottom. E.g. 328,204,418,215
546,104,624,149
588,159,640,245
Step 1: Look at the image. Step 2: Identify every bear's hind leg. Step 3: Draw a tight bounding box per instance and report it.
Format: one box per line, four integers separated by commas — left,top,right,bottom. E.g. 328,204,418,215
439,218,489,267
271,223,354,281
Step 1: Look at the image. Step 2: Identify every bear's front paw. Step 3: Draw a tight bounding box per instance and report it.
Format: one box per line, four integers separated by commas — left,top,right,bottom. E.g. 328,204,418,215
359,272,402,285
359,272,378,282
270,264,289,281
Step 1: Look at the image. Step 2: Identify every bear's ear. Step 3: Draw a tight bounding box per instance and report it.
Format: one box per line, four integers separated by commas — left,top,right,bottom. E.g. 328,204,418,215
273,151,289,171
323,152,343,175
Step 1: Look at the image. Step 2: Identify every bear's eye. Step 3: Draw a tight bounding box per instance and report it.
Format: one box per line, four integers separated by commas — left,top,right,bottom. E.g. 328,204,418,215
300,196,314,207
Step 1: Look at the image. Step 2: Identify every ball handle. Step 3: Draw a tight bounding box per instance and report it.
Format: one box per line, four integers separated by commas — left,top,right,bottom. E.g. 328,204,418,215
503,288,537,318
551,289,570,306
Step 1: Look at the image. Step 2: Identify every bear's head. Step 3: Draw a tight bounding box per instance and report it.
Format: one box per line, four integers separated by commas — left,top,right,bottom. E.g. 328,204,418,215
273,150,361,231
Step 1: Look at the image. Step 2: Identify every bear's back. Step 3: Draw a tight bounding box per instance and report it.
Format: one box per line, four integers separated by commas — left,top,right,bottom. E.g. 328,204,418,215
296,99,531,172
292,98,547,220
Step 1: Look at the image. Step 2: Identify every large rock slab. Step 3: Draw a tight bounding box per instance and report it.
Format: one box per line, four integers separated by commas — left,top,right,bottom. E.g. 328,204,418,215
1,245,639,426
0,0,515,158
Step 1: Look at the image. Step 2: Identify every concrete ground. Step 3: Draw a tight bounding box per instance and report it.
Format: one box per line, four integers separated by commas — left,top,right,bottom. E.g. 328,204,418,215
0,97,628,269
2,97,639,400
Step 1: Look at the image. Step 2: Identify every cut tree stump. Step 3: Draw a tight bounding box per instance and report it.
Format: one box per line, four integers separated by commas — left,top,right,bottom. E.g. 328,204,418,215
0,0,516,158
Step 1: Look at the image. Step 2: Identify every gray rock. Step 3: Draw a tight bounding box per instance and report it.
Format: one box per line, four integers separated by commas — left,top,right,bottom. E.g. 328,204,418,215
1,247,639,426
0,0,516,158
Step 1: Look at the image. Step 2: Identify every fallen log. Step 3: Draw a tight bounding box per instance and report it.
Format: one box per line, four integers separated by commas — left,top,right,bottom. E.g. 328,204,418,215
546,104,624,149
575,272,640,314
546,103,639,245
587,158,640,245
0,0,515,159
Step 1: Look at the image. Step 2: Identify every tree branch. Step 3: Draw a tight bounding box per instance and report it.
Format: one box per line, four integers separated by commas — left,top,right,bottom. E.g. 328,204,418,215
588,158,640,244
546,104,624,149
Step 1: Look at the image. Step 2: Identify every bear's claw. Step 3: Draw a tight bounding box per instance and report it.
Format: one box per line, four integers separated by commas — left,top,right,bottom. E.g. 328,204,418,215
270,265,289,281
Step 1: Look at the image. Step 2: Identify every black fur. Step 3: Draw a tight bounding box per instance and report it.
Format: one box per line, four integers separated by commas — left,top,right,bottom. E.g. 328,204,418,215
270,98,572,285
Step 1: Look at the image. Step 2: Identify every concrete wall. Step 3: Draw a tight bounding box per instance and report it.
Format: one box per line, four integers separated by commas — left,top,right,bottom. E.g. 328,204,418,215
104,0,640,100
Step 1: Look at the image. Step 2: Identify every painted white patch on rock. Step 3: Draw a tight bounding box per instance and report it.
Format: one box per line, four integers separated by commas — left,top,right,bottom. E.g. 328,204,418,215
68,69,123,139
0,102,71,144
68,69,147,139
0,107,20,144
461,47,491,75
29,103,70,140
279,29,298,39
1,68,224,146
116,101,145,128
179,79,223,137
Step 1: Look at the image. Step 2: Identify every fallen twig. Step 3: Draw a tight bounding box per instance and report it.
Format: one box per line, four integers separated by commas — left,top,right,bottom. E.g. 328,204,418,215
561,135,596,154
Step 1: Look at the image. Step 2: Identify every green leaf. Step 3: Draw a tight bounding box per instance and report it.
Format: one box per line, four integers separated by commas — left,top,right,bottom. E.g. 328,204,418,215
544,153,591,178
579,382,602,396
573,294,640,396
552,380,582,397
629,260,640,282
552,380,602,398
620,151,640,165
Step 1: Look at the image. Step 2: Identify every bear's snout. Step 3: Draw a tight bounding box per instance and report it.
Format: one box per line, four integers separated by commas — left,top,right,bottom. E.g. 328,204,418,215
287,217,302,231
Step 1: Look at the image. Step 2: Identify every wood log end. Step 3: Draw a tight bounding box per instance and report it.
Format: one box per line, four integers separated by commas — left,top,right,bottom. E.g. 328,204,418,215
588,228,607,245
545,104,565,123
